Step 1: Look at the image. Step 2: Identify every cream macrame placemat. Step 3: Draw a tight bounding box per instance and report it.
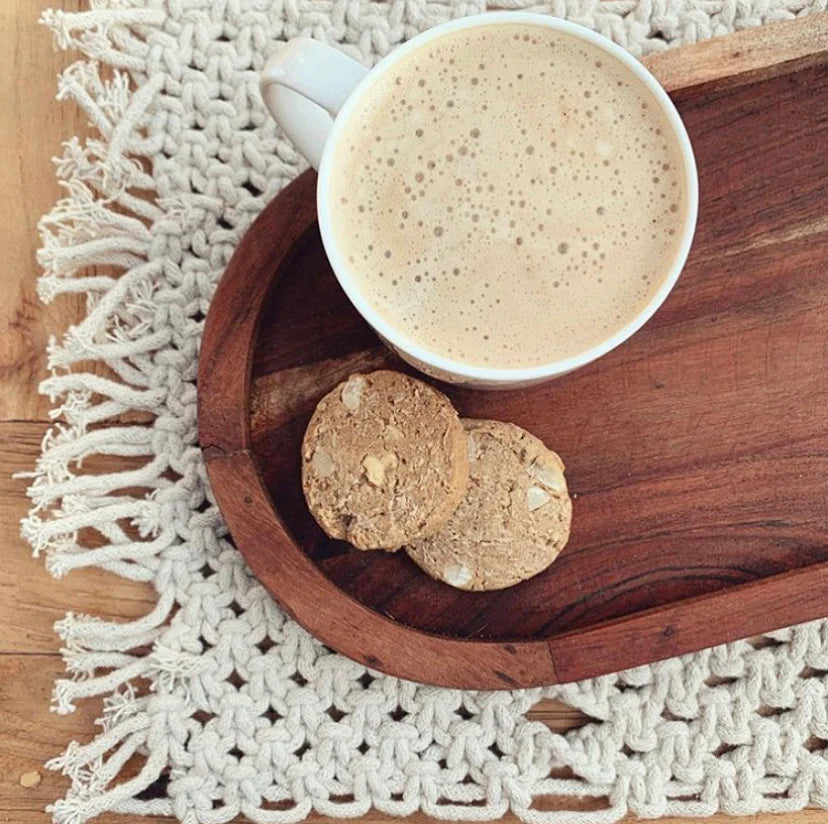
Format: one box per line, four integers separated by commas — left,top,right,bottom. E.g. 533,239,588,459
24,1,828,822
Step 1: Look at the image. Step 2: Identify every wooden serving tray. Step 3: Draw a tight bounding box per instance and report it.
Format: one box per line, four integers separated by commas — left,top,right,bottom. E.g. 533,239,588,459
199,16,828,689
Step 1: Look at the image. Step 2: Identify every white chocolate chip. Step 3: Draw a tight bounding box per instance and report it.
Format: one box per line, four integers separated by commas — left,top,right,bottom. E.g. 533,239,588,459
311,449,334,477
467,434,481,462
443,563,473,588
341,375,365,412
363,453,397,487
527,485,551,511
529,459,565,494
363,455,384,486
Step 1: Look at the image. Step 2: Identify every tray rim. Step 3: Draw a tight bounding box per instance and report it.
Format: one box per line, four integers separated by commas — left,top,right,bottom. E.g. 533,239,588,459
198,18,828,689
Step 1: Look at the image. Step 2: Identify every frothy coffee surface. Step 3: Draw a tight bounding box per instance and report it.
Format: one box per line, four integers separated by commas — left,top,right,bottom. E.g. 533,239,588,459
330,24,687,368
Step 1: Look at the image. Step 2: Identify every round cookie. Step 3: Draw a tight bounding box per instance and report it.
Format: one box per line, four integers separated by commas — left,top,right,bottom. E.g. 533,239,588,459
301,370,469,550
406,419,571,590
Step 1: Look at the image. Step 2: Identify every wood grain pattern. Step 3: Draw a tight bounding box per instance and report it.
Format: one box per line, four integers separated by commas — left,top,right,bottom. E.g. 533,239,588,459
644,13,828,93
0,5,166,822
2,2,826,821
0,422,157,655
199,15,828,690
0,0,99,422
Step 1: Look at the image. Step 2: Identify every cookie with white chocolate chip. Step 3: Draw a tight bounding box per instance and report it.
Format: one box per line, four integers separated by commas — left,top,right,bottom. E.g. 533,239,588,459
301,371,469,550
406,419,571,590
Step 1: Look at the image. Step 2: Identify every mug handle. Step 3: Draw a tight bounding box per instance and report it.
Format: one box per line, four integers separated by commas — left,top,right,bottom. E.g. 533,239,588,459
260,39,369,170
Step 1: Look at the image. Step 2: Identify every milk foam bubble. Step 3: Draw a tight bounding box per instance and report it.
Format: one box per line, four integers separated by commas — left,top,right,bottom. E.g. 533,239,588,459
331,24,687,368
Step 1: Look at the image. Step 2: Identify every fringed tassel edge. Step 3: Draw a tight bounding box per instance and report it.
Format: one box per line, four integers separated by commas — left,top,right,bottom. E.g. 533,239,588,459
20,6,176,822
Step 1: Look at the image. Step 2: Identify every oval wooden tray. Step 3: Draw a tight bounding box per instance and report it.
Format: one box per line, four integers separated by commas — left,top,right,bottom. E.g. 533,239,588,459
199,17,828,689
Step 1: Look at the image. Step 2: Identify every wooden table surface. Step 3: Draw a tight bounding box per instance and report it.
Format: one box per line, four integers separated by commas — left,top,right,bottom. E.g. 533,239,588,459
0,1,823,823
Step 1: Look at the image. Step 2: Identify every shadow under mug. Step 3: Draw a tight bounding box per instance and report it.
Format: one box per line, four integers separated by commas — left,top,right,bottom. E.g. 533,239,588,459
261,12,698,389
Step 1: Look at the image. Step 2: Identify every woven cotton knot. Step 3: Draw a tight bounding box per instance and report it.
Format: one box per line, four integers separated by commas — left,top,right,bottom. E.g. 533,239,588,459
25,1,828,823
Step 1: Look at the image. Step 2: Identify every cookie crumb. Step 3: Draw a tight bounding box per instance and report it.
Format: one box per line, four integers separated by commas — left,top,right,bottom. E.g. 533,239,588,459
20,771,41,788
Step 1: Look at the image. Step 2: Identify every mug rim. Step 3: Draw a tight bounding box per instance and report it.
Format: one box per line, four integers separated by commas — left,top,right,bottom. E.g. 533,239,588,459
316,11,699,384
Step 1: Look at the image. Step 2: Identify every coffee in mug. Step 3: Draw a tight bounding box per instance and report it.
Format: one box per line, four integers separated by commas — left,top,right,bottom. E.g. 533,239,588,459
328,23,687,368
261,14,697,386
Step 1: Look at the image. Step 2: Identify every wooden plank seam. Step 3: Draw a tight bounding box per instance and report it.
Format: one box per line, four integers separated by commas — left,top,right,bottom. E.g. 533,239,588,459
19,4,828,824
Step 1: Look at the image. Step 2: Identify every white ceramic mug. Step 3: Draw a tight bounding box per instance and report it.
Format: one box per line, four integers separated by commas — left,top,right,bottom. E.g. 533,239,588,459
261,12,698,389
